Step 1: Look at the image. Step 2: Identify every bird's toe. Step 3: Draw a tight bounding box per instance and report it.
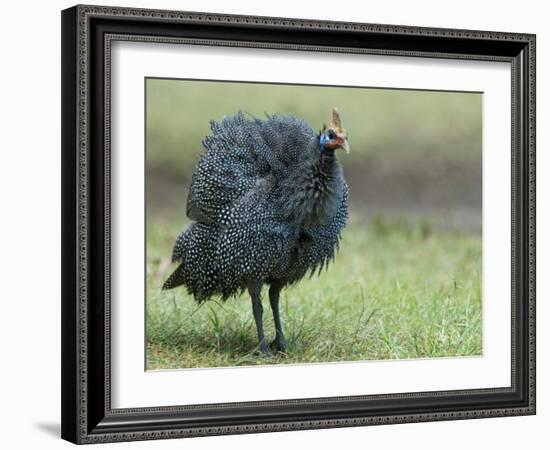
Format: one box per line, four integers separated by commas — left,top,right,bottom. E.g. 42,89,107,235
270,338,288,355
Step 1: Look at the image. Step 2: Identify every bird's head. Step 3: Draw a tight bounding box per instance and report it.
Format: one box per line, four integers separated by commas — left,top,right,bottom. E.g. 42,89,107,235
319,108,350,154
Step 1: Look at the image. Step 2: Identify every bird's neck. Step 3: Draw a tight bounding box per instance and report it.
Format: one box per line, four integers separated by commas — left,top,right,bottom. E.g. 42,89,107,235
317,148,340,184
279,144,343,226
319,148,336,167
302,149,342,225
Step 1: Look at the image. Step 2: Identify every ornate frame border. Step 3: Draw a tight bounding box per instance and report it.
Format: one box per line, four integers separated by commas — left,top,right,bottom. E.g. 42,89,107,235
61,4,536,444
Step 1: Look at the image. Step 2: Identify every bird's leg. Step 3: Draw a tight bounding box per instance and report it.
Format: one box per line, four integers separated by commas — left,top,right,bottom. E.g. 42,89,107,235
269,283,287,353
248,281,270,356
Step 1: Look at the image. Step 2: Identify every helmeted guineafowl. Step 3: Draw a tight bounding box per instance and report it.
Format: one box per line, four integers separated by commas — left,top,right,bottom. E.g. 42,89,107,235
163,108,349,355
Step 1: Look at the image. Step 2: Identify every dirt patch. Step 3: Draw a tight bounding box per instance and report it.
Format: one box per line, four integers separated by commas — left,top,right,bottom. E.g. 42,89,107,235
146,161,481,232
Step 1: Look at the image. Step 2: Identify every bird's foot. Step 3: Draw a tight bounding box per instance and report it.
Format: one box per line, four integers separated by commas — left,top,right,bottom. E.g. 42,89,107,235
270,337,288,355
254,341,271,358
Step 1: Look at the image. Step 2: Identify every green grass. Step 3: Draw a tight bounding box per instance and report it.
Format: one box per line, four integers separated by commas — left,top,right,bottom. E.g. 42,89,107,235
144,78,483,369
146,218,482,369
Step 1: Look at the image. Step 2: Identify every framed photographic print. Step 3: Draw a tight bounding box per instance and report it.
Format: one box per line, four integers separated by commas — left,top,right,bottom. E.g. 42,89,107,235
61,4,536,444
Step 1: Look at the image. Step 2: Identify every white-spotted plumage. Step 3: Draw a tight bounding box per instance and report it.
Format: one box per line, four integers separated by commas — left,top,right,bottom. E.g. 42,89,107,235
163,112,348,303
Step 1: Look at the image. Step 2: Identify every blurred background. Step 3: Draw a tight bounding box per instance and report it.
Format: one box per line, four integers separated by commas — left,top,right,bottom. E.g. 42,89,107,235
145,78,482,369
146,78,482,231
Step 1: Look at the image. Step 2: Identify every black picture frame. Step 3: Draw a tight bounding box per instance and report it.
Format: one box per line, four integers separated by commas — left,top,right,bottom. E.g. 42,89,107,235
61,4,536,444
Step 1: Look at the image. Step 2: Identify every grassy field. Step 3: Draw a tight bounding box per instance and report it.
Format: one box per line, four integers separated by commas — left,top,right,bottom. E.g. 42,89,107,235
145,78,483,370
146,218,482,369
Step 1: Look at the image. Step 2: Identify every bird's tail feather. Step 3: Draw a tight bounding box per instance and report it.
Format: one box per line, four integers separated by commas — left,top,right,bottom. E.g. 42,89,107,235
162,265,185,290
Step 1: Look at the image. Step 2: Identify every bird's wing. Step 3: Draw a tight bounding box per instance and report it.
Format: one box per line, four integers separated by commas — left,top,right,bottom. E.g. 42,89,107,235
302,181,349,275
215,188,291,284
184,114,261,225
185,112,317,226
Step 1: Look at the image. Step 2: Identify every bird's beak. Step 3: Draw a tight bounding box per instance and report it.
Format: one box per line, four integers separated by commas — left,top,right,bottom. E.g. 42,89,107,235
341,139,350,154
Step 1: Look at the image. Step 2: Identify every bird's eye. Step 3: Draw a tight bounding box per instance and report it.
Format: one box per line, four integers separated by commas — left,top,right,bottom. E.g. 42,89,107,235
327,130,336,140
